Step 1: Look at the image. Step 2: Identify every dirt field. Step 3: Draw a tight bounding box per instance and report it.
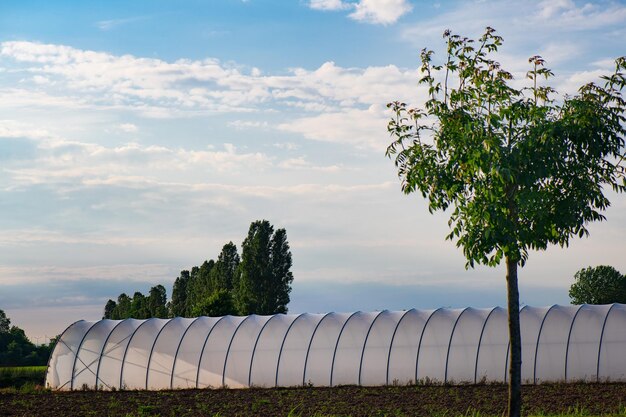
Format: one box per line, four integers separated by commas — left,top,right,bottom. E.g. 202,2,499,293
2,383,626,417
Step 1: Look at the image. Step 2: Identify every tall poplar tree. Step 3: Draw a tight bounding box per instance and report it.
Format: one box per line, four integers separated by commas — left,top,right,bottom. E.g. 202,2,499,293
114,293,131,319
211,241,240,292
171,270,190,317
186,261,215,315
103,299,117,319
270,228,293,314
148,285,168,318
236,220,294,315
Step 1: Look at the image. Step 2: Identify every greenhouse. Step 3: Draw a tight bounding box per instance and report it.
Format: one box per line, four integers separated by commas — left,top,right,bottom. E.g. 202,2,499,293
45,304,626,390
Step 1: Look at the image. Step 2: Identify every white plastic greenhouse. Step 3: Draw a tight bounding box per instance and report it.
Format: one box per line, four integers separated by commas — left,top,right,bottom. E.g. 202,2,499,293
45,304,626,390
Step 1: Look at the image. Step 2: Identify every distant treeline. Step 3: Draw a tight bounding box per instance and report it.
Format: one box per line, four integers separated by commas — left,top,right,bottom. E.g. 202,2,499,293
104,220,294,319
0,310,54,366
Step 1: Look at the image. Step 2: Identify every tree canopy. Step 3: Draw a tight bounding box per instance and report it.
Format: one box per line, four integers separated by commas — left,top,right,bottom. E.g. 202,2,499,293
569,265,626,305
103,220,293,319
386,27,625,417
103,285,169,320
236,221,294,315
0,309,54,366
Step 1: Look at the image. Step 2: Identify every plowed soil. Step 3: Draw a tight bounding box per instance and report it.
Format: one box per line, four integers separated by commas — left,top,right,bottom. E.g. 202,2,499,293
2,383,626,417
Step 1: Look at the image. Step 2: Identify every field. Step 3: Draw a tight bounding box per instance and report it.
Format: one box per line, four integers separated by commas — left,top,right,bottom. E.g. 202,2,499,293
0,366,46,389
2,383,626,417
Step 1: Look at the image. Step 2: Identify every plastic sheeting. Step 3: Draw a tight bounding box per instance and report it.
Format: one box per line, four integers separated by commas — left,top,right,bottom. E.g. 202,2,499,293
46,304,626,390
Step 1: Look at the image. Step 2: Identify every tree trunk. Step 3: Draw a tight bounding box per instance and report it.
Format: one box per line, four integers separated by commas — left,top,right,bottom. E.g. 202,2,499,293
506,256,522,417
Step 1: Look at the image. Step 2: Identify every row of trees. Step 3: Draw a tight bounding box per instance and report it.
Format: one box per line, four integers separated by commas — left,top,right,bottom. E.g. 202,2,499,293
0,310,54,366
103,220,294,319
104,285,168,320
169,241,240,318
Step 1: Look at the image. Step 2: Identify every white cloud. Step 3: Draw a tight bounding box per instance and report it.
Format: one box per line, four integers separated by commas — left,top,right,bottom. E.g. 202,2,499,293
278,104,390,150
117,123,138,133
273,142,299,150
0,88,87,110
536,42,582,65
0,263,174,285
0,42,420,123
96,16,149,31
535,0,626,28
402,0,626,45
227,120,269,130
349,0,413,25
309,0,351,11
308,0,412,24
0,119,57,140
3,129,274,188
278,156,343,172
555,68,612,95
32,75,50,85
0,43,426,155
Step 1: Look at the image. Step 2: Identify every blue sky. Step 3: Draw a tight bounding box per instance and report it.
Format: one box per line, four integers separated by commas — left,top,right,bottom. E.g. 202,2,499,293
0,0,625,340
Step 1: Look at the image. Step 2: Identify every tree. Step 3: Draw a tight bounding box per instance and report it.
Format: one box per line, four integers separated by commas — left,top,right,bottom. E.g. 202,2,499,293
191,289,238,317
569,266,626,305
148,285,168,318
113,293,131,319
237,220,294,315
211,242,240,292
105,285,168,319
386,28,625,417
186,260,215,316
0,310,53,366
0,309,10,333
171,270,190,317
103,299,117,319
237,220,274,315
130,291,149,319
270,228,294,314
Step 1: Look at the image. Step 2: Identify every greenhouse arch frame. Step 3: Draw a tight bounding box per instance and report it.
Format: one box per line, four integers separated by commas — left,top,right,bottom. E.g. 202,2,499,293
46,304,626,390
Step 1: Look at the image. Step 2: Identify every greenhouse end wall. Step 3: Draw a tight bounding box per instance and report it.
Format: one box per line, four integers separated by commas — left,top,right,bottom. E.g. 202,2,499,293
45,304,626,390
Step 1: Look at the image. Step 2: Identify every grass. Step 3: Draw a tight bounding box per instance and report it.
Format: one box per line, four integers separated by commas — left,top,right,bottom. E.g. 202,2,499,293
0,366,47,389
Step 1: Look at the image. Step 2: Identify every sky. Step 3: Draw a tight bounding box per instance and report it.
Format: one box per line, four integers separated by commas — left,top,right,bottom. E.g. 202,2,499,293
0,0,625,341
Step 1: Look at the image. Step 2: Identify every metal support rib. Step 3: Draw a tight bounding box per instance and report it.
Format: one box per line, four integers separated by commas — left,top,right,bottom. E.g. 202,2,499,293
221,315,254,387
597,303,617,382
70,321,99,390
248,315,280,387
415,307,443,383
444,307,470,384
45,319,82,390
358,310,387,386
533,305,557,384
302,312,333,386
72,320,119,389
564,304,585,381
119,318,153,390
329,311,361,387
145,318,175,389
385,309,414,385
170,317,201,389
474,307,498,383
275,313,306,387
95,319,130,390
504,340,510,383
195,316,227,388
